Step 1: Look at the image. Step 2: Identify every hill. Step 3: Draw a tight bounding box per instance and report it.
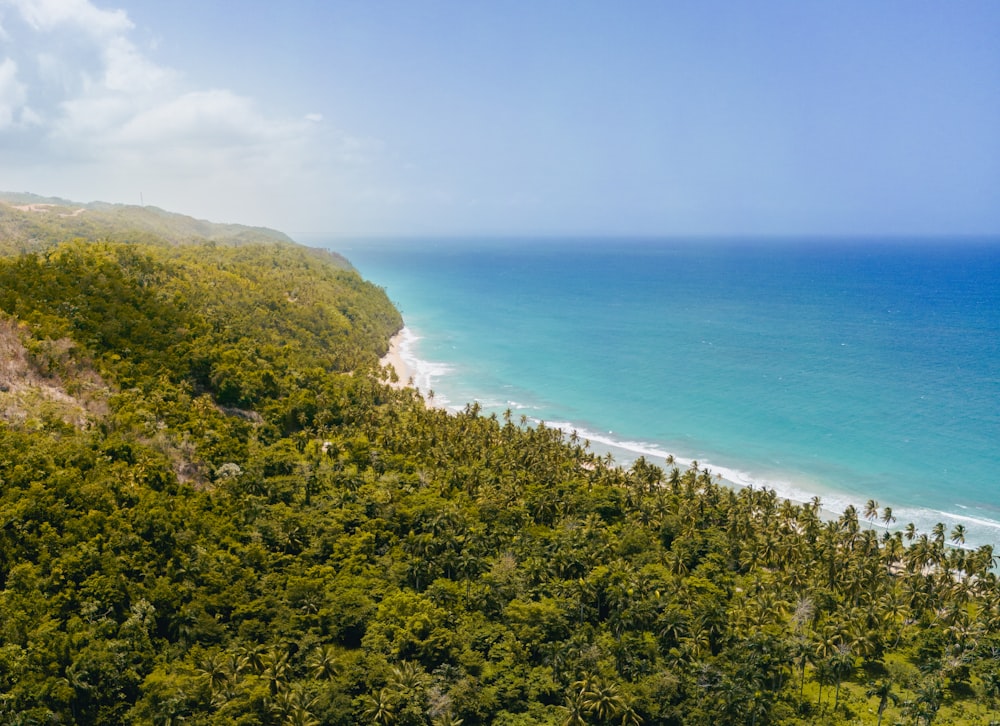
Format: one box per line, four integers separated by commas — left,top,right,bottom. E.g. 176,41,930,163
0,192,349,269
0,201,998,725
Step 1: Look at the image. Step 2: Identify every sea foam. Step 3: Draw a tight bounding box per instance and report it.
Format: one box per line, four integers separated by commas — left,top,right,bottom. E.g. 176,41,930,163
394,326,454,406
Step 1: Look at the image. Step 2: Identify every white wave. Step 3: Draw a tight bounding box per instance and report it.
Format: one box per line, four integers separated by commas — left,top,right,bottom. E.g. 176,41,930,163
532,417,1000,549
506,400,539,410
394,326,453,402
464,398,541,412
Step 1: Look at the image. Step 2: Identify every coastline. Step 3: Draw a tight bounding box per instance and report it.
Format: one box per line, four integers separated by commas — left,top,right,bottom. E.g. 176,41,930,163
380,331,1000,548
379,327,451,412
381,329,414,390
345,238,1000,550
377,327,840,518
533,418,1000,548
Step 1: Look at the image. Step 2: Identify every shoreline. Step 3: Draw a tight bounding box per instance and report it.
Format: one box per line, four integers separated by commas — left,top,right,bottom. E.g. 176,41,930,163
379,327,451,411
377,327,1000,549
540,419,1000,548
380,329,414,390
346,239,1000,551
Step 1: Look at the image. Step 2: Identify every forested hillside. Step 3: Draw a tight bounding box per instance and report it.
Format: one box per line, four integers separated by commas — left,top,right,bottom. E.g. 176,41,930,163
0,195,349,265
1,207,998,725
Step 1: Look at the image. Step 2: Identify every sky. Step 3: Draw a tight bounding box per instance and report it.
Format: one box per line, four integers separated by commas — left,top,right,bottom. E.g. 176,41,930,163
1,0,999,239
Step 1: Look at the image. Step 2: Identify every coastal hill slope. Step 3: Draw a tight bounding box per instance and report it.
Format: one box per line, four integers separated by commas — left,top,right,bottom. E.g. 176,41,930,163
0,192,350,270
0,200,998,725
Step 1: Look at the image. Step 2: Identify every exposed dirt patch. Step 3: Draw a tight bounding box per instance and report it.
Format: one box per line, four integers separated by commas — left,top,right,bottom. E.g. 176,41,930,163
12,203,87,217
0,317,109,428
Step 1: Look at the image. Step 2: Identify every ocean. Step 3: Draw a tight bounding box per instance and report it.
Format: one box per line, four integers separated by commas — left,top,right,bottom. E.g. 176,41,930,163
332,237,1000,548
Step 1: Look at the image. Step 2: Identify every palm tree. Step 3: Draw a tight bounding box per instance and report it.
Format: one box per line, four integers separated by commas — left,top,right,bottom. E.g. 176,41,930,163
152,692,189,726
814,658,833,710
196,651,230,695
981,670,1000,702
814,623,842,661
790,637,812,697
582,680,625,722
560,692,588,726
271,685,319,725
866,679,898,726
863,499,879,525
261,649,291,696
829,645,854,710
970,544,997,579
905,677,943,725
388,661,426,693
619,703,644,726
431,714,464,726
240,644,267,674
882,531,904,569
880,506,896,527
361,688,397,726
224,652,249,687
950,523,967,546
306,644,340,681
284,706,321,726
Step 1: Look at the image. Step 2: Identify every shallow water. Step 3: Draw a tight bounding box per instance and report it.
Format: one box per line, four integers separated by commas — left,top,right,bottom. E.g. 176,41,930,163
333,237,1000,547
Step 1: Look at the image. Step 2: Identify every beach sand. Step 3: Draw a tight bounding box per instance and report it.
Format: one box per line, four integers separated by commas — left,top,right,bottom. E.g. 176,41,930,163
380,330,415,390
379,329,452,411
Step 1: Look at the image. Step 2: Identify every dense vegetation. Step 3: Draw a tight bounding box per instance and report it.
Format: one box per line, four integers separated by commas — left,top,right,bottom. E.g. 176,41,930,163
1,201,999,724
0,193,317,256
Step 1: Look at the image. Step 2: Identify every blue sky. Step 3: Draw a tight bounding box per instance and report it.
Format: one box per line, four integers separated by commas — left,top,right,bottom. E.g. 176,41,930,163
1,0,998,238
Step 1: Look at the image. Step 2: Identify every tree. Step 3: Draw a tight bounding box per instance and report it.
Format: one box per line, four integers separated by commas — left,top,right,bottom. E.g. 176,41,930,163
196,651,231,696
828,644,854,711
262,649,291,696
306,644,340,681
866,679,898,726
582,679,625,722
905,678,943,726
361,688,397,726
863,499,879,526
619,702,643,726
561,692,588,726
5,223,1000,726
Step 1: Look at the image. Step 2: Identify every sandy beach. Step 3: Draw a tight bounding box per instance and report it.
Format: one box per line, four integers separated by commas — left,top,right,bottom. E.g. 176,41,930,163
380,330,415,390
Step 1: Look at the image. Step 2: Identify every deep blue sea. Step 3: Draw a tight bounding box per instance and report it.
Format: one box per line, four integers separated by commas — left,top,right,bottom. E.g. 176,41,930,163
332,238,1000,548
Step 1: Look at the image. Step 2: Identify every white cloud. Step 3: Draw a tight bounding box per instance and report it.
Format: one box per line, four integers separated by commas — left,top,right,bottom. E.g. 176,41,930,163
0,57,26,128
9,0,131,37
102,34,174,93
115,90,296,148
0,0,375,231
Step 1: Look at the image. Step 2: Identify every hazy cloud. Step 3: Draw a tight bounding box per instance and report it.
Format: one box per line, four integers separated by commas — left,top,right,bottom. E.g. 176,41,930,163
3,0,297,151
0,0,363,228
0,57,26,128
10,0,131,36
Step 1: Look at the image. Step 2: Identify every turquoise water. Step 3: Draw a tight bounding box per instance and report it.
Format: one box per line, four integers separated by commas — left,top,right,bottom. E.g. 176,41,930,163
333,237,1000,547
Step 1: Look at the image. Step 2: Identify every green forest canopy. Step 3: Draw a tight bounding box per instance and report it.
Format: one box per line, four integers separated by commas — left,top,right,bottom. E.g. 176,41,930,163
0,199,998,725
